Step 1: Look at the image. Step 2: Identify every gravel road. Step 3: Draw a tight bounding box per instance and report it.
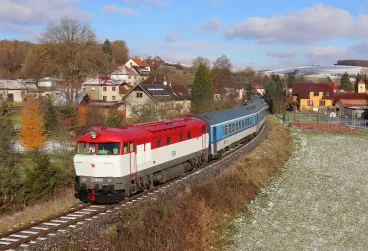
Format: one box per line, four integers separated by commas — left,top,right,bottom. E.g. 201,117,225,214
228,132,368,250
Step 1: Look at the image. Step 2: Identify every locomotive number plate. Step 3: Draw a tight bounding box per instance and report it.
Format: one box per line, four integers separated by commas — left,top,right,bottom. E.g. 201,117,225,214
91,178,103,183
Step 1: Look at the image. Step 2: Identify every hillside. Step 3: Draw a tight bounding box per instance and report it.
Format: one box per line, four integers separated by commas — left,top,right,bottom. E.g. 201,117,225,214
335,60,368,67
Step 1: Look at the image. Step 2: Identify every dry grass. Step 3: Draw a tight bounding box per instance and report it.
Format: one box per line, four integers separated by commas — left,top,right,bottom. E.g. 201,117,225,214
0,189,78,232
71,116,291,251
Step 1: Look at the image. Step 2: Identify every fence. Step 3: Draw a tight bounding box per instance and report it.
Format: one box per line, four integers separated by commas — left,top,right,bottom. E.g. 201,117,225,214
283,112,368,132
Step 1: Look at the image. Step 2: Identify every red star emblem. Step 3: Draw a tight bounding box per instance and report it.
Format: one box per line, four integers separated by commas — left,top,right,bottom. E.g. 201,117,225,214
91,163,95,168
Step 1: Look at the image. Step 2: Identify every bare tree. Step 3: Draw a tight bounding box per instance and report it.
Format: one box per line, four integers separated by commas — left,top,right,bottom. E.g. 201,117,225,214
192,56,211,69
38,16,96,108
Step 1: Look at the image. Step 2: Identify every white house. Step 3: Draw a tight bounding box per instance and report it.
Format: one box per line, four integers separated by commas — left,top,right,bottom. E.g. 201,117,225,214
110,65,141,85
0,80,38,103
125,58,151,73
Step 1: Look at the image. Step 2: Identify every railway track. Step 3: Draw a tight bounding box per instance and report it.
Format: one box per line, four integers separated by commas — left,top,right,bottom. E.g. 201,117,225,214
0,124,267,251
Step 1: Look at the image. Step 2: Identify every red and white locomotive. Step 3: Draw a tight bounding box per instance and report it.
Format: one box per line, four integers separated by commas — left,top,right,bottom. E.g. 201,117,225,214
74,116,209,203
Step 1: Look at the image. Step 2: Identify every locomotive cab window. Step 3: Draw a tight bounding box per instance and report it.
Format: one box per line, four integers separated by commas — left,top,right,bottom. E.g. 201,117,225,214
130,142,134,152
77,142,96,155
124,143,128,154
97,142,120,155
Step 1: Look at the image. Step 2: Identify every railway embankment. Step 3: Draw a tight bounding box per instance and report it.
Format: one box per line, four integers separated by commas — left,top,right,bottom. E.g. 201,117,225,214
227,131,368,250
38,116,291,250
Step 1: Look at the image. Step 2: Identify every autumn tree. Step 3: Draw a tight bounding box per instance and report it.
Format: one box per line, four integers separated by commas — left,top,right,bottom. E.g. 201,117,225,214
20,97,46,150
339,72,353,91
0,40,32,79
39,16,96,108
191,63,214,113
111,40,129,66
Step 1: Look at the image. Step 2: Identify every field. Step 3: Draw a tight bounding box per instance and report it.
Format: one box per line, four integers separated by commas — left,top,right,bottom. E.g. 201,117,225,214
227,132,368,250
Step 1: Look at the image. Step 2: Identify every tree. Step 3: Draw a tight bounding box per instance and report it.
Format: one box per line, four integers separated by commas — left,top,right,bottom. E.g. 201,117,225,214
192,56,210,69
104,112,123,127
211,54,233,96
20,97,46,150
355,73,361,93
39,16,96,108
43,98,58,132
287,71,296,88
0,113,14,155
191,64,214,113
339,72,353,91
111,40,129,66
246,83,254,101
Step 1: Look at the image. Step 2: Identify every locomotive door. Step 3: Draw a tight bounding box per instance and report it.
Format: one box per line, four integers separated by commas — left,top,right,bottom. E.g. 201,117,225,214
129,142,138,192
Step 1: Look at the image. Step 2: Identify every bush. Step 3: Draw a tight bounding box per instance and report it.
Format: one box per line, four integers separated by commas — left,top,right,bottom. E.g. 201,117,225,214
21,151,70,205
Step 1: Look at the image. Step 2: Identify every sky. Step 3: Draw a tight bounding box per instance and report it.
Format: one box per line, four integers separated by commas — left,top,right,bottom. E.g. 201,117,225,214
1,0,368,70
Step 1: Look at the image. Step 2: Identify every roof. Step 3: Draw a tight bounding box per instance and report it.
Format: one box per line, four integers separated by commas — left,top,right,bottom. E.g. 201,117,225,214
53,91,87,106
131,58,150,67
337,98,368,108
333,92,368,104
252,83,264,89
0,80,38,91
358,79,366,84
111,65,139,76
131,66,151,76
196,95,267,126
328,82,339,90
292,83,334,99
82,77,121,86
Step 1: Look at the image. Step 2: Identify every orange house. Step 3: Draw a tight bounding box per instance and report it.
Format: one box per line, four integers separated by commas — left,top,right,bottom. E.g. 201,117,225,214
292,83,334,111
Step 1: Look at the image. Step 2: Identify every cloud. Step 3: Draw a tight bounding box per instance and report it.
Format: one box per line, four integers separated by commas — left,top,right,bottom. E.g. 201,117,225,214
0,0,91,34
102,5,138,15
225,4,368,44
212,0,224,7
197,16,222,34
164,33,176,42
159,53,217,65
266,49,299,58
148,41,251,51
146,0,171,7
305,40,368,64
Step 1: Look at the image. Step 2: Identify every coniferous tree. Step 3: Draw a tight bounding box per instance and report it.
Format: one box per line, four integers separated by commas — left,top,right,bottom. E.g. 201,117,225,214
191,63,214,114
354,73,360,93
340,72,353,91
44,98,58,132
102,39,112,57
246,83,254,101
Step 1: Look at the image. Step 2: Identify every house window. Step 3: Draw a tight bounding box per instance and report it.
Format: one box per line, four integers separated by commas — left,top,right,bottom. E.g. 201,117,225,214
112,87,116,91
7,94,14,102
180,134,183,142
167,137,171,145
313,92,319,96
103,96,107,101
307,100,313,106
134,76,137,79
136,93,143,98
128,76,131,79
319,100,325,106
157,139,161,147
103,87,107,91
112,96,116,101
326,92,330,96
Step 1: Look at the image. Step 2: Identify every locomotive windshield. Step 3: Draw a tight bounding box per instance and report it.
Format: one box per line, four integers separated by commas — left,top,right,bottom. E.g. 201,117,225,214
77,142,121,155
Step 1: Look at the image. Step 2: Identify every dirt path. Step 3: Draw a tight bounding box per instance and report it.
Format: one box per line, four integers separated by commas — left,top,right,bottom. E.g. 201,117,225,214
228,132,368,250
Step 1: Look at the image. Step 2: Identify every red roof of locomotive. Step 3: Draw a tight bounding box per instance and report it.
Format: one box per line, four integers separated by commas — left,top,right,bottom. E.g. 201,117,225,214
76,117,206,143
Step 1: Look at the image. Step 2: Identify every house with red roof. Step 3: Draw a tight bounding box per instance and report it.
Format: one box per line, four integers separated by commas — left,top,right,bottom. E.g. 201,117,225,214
125,58,151,73
252,83,265,95
291,83,334,111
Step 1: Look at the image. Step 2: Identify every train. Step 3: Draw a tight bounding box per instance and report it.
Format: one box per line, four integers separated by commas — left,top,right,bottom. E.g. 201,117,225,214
73,96,268,204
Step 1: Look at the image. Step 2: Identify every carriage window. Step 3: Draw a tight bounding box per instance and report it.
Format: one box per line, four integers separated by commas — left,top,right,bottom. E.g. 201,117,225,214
124,143,128,154
167,137,171,145
242,120,245,128
157,139,161,147
77,142,96,155
130,142,134,152
97,142,120,155
236,122,239,131
232,123,235,132
225,125,228,135
188,132,191,139
180,134,183,142
250,117,252,124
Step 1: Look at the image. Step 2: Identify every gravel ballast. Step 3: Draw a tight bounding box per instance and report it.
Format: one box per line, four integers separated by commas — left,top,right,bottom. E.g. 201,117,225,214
228,132,368,250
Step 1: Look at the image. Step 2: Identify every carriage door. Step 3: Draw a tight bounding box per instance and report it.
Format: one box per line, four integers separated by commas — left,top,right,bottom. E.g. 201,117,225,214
213,127,217,153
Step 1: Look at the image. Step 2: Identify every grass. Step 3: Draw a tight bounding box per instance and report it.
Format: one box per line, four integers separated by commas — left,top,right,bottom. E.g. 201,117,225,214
64,116,292,250
0,189,79,233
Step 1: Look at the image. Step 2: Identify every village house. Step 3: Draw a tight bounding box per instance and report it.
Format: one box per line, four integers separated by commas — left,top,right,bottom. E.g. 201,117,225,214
357,79,367,93
0,79,38,103
125,58,151,74
252,83,265,95
333,91,368,118
110,65,141,86
82,76,124,102
120,76,191,118
291,83,334,111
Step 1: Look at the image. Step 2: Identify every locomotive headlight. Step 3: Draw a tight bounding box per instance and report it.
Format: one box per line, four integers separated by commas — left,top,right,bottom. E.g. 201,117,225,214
81,177,87,182
106,178,113,183
90,131,97,139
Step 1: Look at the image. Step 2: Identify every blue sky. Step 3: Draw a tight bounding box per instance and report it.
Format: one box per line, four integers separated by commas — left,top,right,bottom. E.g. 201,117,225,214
1,0,368,70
